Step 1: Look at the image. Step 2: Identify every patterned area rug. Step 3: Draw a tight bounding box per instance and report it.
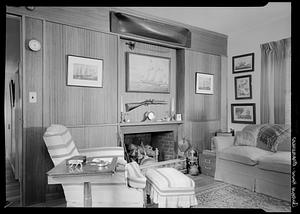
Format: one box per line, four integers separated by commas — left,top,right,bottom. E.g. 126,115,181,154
195,182,291,212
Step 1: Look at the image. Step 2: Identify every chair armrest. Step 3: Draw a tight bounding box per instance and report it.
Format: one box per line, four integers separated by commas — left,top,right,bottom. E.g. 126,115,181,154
212,136,235,152
125,161,146,189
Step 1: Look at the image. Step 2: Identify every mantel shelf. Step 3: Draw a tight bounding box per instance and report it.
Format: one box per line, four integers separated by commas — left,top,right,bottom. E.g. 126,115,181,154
119,121,183,134
119,121,183,127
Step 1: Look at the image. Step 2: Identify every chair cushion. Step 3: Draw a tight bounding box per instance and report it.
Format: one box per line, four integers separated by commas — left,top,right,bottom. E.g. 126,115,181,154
257,151,291,174
43,124,79,166
125,161,146,189
145,168,195,196
219,146,273,166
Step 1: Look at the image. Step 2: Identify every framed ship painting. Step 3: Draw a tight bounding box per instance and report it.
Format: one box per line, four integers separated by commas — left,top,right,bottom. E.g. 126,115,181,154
231,103,256,124
232,53,254,73
195,72,214,94
67,55,103,88
126,52,170,93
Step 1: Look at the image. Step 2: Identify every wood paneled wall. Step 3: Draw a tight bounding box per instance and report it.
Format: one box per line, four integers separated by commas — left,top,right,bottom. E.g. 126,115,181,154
177,50,226,151
119,39,177,123
7,7,228,205
22,18,119,205
7,6,227,56
24,17,45,204
44,21,118,149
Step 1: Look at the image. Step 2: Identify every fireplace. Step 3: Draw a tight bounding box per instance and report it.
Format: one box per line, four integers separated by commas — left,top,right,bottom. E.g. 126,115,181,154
124,131,177,164
120,121,182,165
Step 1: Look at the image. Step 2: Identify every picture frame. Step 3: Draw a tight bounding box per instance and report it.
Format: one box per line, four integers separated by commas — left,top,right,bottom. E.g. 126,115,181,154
232,53,254,73
234,75,252,99
67,55,103,88
231,103,256,124
126,52,170,93
195,72,214,94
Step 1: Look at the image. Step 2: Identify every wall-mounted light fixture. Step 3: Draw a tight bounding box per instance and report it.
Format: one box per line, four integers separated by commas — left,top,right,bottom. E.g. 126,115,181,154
125,41,135,50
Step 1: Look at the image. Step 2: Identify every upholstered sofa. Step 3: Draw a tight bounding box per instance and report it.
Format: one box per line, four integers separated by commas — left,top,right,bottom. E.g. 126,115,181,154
213,124,291,202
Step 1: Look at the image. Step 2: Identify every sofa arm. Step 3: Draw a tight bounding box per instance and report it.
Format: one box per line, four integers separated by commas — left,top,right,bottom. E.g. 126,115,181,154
212,136,235,152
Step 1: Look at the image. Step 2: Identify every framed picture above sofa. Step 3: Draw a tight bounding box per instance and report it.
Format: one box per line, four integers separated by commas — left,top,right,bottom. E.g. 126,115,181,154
234,75,252,99
231,103,256,124
232,53,254,73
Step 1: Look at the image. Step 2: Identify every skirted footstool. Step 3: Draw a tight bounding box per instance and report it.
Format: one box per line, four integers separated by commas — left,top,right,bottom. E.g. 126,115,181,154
145,167,198,208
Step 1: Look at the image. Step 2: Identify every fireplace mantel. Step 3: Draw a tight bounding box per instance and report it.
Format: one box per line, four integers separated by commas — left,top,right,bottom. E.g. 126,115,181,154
120,121,183,134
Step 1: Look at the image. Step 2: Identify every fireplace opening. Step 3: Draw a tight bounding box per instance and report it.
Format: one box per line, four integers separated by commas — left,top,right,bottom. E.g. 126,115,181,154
124,131,177,165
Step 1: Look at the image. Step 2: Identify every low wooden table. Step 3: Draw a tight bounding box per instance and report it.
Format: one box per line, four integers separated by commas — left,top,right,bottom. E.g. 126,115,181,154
47,156,123,207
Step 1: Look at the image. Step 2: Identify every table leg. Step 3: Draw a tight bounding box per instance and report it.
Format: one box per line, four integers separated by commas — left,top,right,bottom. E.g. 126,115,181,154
84,182,92,207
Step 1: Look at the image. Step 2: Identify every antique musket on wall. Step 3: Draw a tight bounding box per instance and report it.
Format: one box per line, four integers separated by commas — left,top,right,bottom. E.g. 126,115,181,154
125,99,167,112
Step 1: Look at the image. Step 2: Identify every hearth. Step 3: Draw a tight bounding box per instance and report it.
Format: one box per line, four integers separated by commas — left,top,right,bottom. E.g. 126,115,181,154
124,131,176,164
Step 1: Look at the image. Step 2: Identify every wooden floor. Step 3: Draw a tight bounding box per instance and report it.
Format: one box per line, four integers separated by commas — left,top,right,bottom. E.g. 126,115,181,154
6,173,216,207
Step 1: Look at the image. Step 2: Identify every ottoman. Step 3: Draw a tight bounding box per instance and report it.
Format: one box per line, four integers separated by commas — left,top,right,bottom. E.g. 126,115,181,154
145,167,198,208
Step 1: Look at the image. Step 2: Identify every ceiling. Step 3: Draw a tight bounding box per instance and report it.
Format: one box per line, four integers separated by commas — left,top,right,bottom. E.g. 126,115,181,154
128,3,291,36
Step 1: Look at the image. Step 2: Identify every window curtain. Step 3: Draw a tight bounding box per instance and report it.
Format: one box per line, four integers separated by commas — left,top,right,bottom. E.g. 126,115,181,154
260,37,291,124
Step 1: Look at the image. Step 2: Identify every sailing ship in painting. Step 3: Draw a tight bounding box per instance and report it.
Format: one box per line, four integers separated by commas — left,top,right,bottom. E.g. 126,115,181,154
73,63,98,81
234,61,252,71
128,54,170,93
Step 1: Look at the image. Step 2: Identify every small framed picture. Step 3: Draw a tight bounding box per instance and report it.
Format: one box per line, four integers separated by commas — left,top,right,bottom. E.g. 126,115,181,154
195,72,214,94
67,55,103,88
231,103,256,124
234,75,252,99
232,53,254,73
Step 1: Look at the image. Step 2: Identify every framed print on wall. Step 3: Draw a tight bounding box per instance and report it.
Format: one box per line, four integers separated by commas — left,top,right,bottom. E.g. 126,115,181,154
232,53,254,73
67,55,103,88
126,52,170,93
195,72,214,94
231,103,256,124
234,75,252,99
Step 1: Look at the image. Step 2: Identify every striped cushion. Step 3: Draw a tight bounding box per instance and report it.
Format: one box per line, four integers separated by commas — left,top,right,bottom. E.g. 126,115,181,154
125,161,146,189
43,124,79,166
146,168,195,196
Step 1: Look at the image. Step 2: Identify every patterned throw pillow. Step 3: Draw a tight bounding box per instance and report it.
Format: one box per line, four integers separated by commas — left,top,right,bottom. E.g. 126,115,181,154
275,125,291,152
234,131,256,147
256,124,290,152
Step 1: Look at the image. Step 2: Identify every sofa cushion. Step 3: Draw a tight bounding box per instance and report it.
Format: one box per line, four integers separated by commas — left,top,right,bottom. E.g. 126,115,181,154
257,151,291,174
219,146,273,166
256,124,291,152
234,131,256,147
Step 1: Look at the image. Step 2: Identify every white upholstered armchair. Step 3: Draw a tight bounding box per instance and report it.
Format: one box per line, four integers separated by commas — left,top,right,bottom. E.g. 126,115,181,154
43,124,146,207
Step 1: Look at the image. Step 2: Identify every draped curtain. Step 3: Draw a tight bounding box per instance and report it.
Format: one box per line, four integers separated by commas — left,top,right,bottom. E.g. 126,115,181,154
260,37,291,124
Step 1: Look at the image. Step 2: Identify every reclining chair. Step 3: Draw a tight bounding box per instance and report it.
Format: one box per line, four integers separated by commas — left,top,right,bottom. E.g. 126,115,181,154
43,124,146,207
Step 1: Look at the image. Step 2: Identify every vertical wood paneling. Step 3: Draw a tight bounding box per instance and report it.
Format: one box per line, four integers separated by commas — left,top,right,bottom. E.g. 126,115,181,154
68,127,85,150
46,23,118,126
220,56,228,131
85,126,118,148
7,7,109,33
185,50,221,121
119,39,177,123
24,17,45,205
83,31,118,124
176,50,185,120
183,50,222,152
